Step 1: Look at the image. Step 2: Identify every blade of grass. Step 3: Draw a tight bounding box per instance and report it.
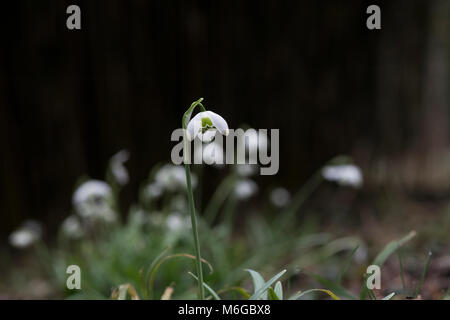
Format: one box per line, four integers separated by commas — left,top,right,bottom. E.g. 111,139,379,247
382,292,396,300
216,287,251,299
148,253,213,299
188,272,221,300
337,245,359,285
373,231,416,266
414,251,432,298
308,273,358,300
268,287,280,300
289,289,340,300
397,250,406,295
360,231,416,299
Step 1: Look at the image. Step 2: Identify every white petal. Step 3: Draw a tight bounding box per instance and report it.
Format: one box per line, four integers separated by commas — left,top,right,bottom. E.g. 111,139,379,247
186,112,205,141
72,180,112,207
198,129,217,142
207,111,229,136
203,142,224,165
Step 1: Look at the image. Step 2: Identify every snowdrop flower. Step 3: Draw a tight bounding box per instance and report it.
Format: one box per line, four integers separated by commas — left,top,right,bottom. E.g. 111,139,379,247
322,164,363,188
202,142,224,166
61,215,84,239
72,180,116,221
155,164,197,192
186,111,229,142
144,182,164,199
110,149,130,186
234,179,259,199
270,187,291,207
236,164,258,177
165,213,190,231
9,220,42,249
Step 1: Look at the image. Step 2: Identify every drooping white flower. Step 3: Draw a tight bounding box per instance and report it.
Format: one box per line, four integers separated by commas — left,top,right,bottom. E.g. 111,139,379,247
236,164,258,177
202,142,224,166
110,149,130,186
270,187,291,207
72,180,116,221
234,179,259,199
155,164,197,192
322,164,363,188
9,220,42,249
186,111,229,142
73,180,112,207
61,215,84,239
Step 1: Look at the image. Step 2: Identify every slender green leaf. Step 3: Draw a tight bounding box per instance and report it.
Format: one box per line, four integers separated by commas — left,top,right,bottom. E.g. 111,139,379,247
274,281,283,300
397,250,407,295
245,269,268,300
248,269,287,300
360,231,416,299
188,272,221,300
308,273,358,300
337,245,359,284
382,292,396,300
373,231,416,266
148,253,213,299
216,287,251,299
289,289,340,300
268,287,280,300
414,251,432,298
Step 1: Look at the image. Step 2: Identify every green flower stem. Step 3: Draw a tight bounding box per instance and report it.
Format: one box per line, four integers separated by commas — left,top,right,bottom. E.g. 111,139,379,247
204,173,238,224
279,155,353,228
280,171,323,228
182,98,206,300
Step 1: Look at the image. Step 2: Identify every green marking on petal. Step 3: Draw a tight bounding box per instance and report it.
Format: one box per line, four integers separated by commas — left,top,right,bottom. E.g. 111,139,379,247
201,117,214,133
201,117,213,128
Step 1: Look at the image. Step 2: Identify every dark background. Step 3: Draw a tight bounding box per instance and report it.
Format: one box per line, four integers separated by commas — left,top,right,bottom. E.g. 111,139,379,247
0,0,448,240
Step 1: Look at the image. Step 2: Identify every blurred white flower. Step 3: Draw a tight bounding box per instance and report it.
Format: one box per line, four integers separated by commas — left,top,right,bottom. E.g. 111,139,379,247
61,215,84,239
155,164,197,192
9,220,42,249
144,182,164,199
73,180,112,207
166,213,189,231
234,179,258,199
72,180,116,221
270,187,291,207
236,164,258,177
322,164,363,188
110,149,130,186
202,142,224,166
186,111,229,142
